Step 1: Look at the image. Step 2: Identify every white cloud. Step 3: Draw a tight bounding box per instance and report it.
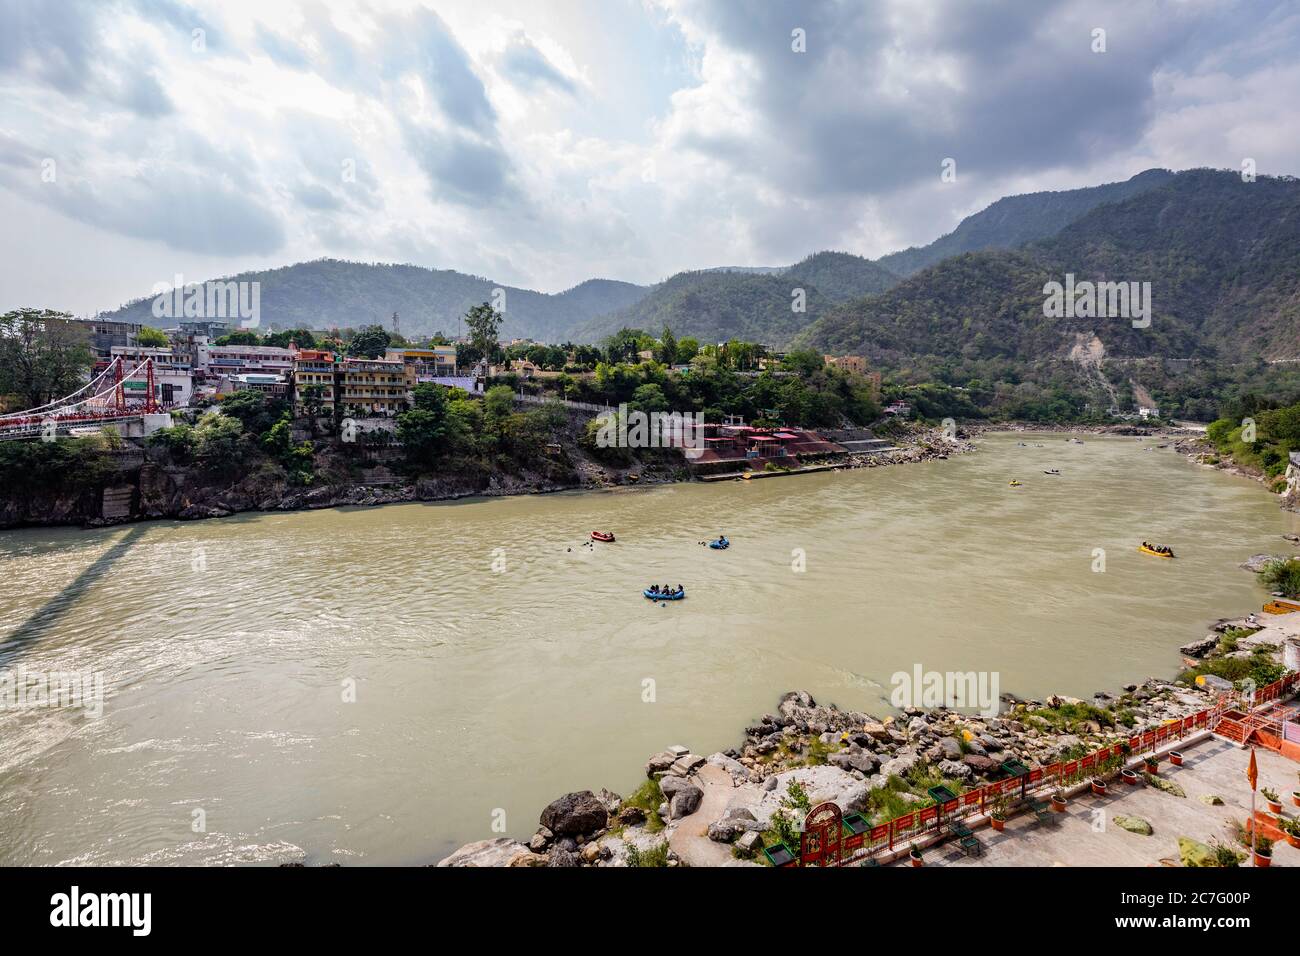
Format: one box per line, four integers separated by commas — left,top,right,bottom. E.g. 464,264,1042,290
0,0,1297,317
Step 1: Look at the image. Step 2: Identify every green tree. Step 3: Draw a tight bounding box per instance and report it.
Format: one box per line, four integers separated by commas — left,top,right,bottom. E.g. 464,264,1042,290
218,389,286,437
194,411,244,464
464,302,502,364
347,324,392,359
0,309,94,409
654,326,678,365
137,326,171,348
264,328,319,349
214,330,261,346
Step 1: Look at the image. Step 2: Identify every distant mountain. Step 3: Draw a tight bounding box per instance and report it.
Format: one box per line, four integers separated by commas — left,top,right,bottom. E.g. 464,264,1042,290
100,259,649,342
571,251,898,346
799,169,1300,369
570,270,835,346
785,251,898,301
876,168,1177,277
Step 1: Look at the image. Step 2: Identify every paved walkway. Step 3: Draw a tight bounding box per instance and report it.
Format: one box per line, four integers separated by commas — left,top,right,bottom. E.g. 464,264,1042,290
913,737,1299,867
668,764,744,867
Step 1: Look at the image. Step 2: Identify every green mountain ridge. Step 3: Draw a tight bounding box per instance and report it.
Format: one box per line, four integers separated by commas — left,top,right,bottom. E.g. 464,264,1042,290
102,259,649,342
798,170,1300,373
569,251,899,346
876,168,1177,276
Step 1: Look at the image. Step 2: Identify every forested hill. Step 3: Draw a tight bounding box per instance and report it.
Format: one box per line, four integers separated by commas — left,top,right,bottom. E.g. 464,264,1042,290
570,252,898,345
799,169,1300,369
876,168,1176,277
100,260,649,342
569,270,835,346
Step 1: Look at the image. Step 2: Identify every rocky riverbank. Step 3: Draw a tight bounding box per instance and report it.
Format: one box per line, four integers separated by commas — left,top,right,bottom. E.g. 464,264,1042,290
439,606,1296,868
1172,433,1300,514
0,421,964,530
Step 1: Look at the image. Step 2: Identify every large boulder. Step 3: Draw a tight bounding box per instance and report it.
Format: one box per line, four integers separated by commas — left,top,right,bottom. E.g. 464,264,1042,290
741,766,871,829
658,775,695,800
437,838,530,867
707,807,761,843
540,790,609,836
547,848,582,867
829,750,880,775
645,751,676,775
668,785,703,819
880,753,920,778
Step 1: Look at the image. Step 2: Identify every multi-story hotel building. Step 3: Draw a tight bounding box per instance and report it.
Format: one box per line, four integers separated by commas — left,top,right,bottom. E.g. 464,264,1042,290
291,349,338,415
195,343,296,380
338,358,413,416
383,346,457,381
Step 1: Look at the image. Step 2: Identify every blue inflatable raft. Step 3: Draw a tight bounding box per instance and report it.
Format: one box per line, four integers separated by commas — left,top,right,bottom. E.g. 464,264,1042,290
644,588,686,601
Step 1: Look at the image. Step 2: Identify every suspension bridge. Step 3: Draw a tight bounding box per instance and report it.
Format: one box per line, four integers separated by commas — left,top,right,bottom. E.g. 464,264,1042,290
0,357,170,442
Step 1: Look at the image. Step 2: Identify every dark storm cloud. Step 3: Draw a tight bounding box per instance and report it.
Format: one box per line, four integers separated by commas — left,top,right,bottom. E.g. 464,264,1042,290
666,0,1199,197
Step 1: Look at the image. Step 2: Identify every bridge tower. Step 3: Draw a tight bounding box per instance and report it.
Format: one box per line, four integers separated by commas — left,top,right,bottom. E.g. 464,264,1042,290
143,359,158,413
114,357,125,411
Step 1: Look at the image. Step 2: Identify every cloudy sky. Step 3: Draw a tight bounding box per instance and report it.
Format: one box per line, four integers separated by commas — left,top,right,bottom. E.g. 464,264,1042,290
1,0,1298,315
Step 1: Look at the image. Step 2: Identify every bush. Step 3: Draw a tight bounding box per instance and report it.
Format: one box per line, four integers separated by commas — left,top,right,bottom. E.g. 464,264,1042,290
1261,558,1300,599
624,842,670,867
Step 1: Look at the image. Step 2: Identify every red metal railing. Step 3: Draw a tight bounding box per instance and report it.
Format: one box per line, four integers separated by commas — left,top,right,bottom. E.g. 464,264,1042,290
801,672,1299,867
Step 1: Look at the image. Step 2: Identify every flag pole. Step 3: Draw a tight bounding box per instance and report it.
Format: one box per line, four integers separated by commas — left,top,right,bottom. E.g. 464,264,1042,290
1247,746,1258,866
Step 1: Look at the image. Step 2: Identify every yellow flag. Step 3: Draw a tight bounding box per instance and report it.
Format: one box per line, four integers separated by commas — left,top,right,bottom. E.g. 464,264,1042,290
1246,748,1258,791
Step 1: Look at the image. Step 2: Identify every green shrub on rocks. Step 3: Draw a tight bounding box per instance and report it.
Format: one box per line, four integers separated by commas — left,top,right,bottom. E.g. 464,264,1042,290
1143,774,1186,797
622,779,665,833
1114,816,1153,836
624,841,670,868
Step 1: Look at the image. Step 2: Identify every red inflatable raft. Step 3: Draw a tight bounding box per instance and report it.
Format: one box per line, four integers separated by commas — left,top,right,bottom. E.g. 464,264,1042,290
590,530,615,542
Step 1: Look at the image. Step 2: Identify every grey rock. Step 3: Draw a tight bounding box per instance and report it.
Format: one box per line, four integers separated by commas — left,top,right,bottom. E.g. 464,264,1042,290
938,759,972,779
669,785,703,819
540,791,609,837
735,831,762,855
437,838,530,867
645,751,676,775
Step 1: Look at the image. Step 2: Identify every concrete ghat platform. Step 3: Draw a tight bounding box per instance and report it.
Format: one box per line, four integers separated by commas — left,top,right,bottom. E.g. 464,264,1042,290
897,737,1299,867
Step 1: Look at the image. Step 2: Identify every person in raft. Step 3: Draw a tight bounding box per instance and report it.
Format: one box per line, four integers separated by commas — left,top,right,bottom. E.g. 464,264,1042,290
718,534,728,546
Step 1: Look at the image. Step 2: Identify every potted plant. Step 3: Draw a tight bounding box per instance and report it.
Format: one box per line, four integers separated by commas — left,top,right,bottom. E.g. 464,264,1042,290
989,797,1007,832
1050,789,1067,813
1262,788,1282,815
1253,835,1273,868
1143,754,1159,775
1279,817,1300,850
1121,768,1140,786
1292,790,1300,809
1091,776,1108,796
1169,750,1184,767
908,845,924,867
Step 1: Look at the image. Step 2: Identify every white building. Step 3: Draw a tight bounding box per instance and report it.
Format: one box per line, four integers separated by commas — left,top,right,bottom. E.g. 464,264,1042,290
108,345,194,408
195,343,295,379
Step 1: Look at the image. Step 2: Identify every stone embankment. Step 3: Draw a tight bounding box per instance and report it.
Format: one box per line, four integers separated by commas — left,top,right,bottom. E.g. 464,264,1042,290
437,673,1246,868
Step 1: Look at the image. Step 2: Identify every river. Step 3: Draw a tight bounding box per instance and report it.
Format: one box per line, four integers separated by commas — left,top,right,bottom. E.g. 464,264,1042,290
0,433,1295,864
